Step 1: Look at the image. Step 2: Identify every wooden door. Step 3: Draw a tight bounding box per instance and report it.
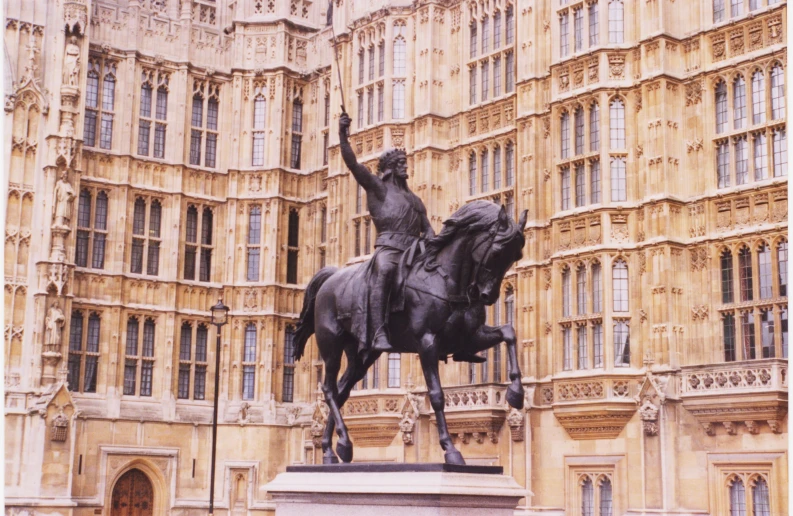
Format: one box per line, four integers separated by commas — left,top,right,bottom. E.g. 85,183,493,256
111,469,154,516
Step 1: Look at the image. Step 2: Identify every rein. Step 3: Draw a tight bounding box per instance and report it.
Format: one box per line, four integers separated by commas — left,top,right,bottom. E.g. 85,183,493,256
408,218,504,307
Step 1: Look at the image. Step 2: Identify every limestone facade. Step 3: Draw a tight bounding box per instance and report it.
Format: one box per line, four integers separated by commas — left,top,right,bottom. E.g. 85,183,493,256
3,0,788,514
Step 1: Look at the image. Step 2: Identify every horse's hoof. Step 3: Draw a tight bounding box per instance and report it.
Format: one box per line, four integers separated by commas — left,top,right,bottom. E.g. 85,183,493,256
323,453,340,465
336,439,353,463
506,384,525,410
444,450,466,465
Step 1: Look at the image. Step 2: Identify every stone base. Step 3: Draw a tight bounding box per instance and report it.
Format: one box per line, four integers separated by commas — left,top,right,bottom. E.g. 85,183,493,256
266,463,527,516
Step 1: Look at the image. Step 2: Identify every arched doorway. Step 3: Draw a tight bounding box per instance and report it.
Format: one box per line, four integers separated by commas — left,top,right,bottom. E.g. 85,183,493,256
111,468,154,516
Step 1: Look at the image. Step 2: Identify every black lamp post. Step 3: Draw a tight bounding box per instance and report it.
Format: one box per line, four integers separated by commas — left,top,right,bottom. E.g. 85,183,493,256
208,298,229,516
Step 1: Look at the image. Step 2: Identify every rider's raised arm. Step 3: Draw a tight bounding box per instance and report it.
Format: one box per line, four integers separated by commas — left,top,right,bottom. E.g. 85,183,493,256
339,113,385,198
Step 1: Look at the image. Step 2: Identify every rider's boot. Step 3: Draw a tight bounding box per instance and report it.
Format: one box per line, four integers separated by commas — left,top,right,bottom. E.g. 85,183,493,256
371,326,393,353
452,351,487,363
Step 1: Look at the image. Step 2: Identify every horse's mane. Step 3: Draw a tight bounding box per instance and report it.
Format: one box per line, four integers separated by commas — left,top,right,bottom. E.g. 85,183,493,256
418,200,517,266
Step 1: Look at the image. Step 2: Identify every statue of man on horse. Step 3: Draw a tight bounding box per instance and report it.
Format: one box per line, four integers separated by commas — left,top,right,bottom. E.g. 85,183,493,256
292,115,528,466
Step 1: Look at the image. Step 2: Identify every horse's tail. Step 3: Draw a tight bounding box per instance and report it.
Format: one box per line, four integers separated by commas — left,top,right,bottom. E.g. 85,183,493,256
293,266,338,361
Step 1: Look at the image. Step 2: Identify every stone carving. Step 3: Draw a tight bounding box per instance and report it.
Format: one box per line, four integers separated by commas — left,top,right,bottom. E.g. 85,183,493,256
685,80,702,106
608,54,625,79
744,420,759,435
557,381,605,401
53,171,76,227
723,421,737,435
311,389,330,447
711,34,725,62
44,302,65,351
691,305,709,321
702,422,715,436
50,408,69,442
768,15,782,43
64,0,88,34
689,247,708,271
768,419,781,434
399,390,422,445
238,402,250,425
638,396,659,436
63,37,81,87
506,408,524,441
286,405,301,425
541,388,553,404
684,366,776,392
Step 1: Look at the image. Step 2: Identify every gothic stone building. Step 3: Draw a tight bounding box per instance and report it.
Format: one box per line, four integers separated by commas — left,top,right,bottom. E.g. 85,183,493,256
3,0,788,514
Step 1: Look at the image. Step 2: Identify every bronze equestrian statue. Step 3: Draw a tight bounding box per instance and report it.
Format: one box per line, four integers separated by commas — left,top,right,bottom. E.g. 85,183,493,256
293,116,528,466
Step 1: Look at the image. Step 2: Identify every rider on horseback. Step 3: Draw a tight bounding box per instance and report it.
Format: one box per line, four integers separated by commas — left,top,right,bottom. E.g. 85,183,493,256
339,113,433,354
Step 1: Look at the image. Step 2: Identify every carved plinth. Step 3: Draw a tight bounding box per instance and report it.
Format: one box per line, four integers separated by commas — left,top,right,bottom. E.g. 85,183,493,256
265,464,526,516
49,226,71,263
553,401,637,440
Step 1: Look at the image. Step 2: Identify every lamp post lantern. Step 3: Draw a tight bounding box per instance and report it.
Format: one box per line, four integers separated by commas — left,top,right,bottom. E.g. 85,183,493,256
208,298,229,515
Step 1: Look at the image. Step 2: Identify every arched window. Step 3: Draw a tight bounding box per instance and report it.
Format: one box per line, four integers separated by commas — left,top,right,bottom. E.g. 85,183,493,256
388,353,401,387
724,312,737,362
560,12,570,57
392,80,405,119
481,60,489,102
608,1,624,43
493,145,502,189
574,107,584,155
729,478,746,516
592,261,602,313
733,75,746,129
730,0,742,17
247,205,262,281
610,157,626,202
577,325,587,369
735,136,748,185
752,477,771,516
287,209,299,284
252,95,266,166
561,166,571,210
561,111,570,158
290,99,303,169
772,128,786,177
778,241,787,297
506,6,515,44
178,322,192,399
190,93,204,165
470,20,478,58
504,287,514,326
469,152,477,196
758,244,772,299
67,311,101,393
614,320,630,366
184,205,198,280
715,81,728,133
738,247,753,301
243,324,257,400
562,267,572,317
590,159,601,204
283,326,296,402
505,142,515,186
199,208,213,282
358,50,365,84
494,11,502,48
752,71,766,124
470,65,477,105
393,23,407,75
771,65,785,120
609,98,625,149
581,477,594,516
590,102,600,151
754,133,768,180
356,184,363,214
612,259,628,311
599,477,613,516
481,149,489,192
577,266,587,315
713,0,725,22
482,15,490,53
563,326,572,370
574,7,584,52
721,249,734,303
133,198,146,235
717,140,730,188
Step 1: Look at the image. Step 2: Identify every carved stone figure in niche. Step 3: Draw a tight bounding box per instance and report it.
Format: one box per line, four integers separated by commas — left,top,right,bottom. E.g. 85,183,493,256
45,302,65,349
53,171,76,227
63,37,81,87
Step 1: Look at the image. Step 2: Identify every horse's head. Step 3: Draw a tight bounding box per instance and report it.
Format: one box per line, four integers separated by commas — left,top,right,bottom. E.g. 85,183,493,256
468,204,527,305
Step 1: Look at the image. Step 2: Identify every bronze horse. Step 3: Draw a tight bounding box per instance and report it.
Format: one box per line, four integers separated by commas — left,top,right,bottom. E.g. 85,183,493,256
294,201,528,465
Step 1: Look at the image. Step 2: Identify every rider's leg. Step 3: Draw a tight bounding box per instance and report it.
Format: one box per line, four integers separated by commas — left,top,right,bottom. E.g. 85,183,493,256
370,257,397,352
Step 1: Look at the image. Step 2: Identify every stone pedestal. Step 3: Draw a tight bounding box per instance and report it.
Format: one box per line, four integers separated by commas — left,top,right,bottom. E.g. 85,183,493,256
265,463,527,516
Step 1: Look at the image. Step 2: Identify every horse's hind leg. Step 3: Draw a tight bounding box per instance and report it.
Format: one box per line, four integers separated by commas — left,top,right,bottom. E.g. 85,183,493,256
320,347,381,463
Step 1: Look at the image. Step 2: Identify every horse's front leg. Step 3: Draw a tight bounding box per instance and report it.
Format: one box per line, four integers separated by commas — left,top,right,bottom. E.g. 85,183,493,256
464,324,525,410
500,324,525,410
417,333,465,465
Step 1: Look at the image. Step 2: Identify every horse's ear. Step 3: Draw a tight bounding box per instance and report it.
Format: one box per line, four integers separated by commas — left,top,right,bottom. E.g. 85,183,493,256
518,209,528,231
498,204,508,226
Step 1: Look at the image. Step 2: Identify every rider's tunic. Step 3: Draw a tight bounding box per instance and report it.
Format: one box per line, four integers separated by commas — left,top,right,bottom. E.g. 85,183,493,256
349,184,425,348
